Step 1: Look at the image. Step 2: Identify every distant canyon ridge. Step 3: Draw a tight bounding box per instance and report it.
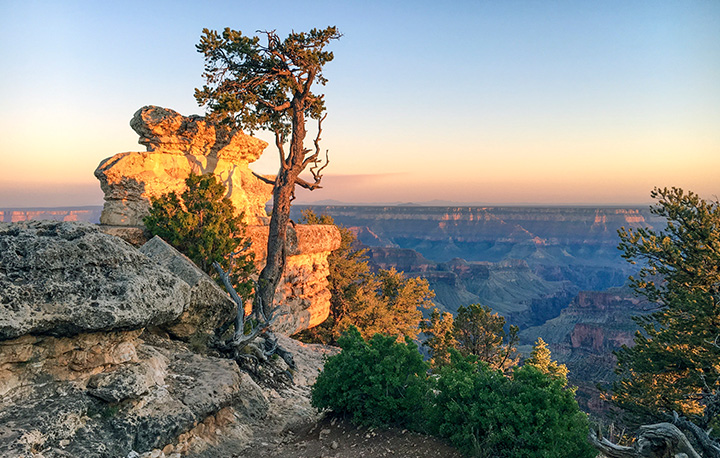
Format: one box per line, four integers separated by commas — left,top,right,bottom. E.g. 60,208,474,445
288,204,664,414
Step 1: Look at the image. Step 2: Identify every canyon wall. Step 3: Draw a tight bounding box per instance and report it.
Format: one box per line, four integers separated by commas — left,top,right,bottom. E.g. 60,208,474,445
521,288,646,414
294,204,660,328
0,207,102,223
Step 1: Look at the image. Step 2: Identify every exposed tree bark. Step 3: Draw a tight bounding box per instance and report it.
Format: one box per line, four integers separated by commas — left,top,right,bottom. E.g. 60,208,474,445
213,261,297,373
257,101,326,319
196,26,340,345
589,423,702,458
671,412,720,458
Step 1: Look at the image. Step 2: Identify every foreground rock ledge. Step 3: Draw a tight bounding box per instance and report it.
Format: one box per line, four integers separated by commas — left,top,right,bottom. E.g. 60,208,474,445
0,221,189,340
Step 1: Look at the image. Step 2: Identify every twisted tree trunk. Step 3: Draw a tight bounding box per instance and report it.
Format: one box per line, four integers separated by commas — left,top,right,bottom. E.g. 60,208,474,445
589,423,702,458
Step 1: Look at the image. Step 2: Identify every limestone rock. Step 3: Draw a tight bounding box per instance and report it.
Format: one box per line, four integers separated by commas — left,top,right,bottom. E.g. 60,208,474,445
0,221,189,340
245,224,341,335
139,236,235,340
130,105,266,161
87,363,152,403
95,106,273,226
0,330,268,458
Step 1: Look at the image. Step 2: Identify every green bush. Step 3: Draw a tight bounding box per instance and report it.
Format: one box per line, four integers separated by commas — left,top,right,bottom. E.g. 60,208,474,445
311,326,429,428
428,352,595,458
143,172,254,296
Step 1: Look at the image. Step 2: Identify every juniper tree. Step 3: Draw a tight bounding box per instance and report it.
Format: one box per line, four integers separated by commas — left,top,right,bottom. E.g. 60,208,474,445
613,187,720,429
453,303,519,372
144,172,254,296
195,26,341,319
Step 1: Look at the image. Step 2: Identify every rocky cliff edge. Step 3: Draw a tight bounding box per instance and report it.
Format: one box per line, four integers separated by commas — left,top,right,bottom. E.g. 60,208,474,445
0,221,337,458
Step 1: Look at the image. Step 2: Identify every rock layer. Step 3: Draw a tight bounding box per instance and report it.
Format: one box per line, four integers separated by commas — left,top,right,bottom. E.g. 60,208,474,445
245,225,341,335
95,106,273,226
0,221,189,340
0,330,267,458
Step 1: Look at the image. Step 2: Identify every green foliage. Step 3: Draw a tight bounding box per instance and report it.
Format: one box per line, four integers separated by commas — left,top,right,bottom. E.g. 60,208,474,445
143,173,254,296
295,210,434,344
195,26,341,133
311,326,430,428
355,268,434,340
420,308,457,369
613,187,720,425
453,304,519,372
525,338,569,382
429,352,595,458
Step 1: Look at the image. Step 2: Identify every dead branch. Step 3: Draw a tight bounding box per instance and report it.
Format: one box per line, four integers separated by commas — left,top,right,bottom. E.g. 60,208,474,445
294,176,323,190
213,261,245,340
589,422,702,458
275,130,288,169
672,412,720,457
252,171,277,186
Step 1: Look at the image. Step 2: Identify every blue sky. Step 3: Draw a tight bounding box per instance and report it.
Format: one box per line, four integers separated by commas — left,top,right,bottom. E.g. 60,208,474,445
0,0,718,206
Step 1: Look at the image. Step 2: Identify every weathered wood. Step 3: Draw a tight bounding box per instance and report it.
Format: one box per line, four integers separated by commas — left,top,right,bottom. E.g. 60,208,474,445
671,412,720,458
589,423,702,458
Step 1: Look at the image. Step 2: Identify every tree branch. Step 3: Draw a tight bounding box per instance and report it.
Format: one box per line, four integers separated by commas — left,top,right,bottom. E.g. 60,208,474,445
294,176,323,190
274,130,288,169
672,412,720,457
252,172,277,186
589,422,704,458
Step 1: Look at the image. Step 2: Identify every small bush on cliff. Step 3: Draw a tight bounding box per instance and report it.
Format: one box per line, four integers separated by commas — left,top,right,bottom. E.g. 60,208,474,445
144,172,254,296
311,326,430,428
295,210,434,344
428,352,595,458
422,303,519,372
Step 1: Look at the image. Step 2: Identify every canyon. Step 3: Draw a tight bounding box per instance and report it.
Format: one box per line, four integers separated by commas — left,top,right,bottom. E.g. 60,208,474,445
4,201,663,416
292,204,663,413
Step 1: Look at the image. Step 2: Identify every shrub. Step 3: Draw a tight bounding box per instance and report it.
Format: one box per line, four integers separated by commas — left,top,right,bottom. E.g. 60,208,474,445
311,326,430,428
428,352,595,458
295,210,434,344
143,172,254,296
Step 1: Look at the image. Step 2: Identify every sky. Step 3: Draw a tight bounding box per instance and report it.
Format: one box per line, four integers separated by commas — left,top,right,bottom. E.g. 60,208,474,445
0,0,718,207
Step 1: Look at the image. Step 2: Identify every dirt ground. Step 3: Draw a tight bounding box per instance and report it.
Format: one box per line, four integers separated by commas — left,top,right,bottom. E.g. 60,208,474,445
235,413,464,458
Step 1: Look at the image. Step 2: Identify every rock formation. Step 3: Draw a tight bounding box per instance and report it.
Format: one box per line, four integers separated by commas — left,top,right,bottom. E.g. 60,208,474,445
95,105,273,227
0,221,335,457
139,236,236,341
0,221,188,340
244,225,340,334
94,106,341,336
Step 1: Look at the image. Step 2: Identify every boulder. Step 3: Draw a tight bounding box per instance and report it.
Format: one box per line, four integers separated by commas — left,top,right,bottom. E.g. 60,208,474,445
0,221,189,340
139,236,236,340
95,106,273,227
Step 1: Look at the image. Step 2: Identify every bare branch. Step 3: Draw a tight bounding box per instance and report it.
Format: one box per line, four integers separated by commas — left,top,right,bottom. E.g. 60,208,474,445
274,130,288,169
252,172,276,186
672,412,720,457
588,422,704,458
212,261,245,340
294,176,323,190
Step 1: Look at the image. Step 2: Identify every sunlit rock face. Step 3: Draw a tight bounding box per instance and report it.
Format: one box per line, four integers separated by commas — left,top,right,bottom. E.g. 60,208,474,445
94,106,341,336
95,105,273,227
245,224,341,335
